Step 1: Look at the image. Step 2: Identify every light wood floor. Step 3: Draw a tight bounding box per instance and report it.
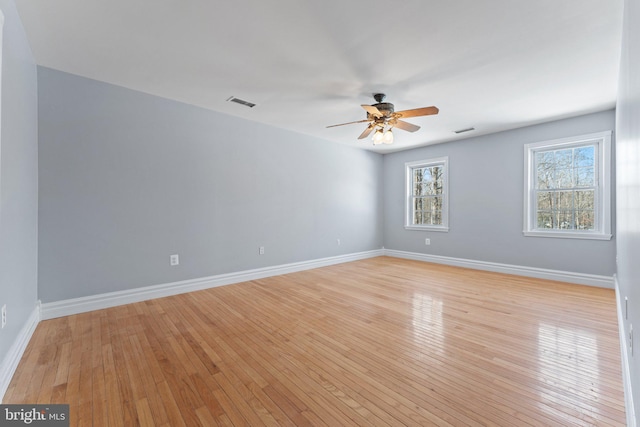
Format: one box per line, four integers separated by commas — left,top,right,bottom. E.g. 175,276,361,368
5,257,626,426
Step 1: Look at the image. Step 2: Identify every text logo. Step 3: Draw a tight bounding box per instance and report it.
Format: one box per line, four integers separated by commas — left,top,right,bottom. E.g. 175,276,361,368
0,405,69,426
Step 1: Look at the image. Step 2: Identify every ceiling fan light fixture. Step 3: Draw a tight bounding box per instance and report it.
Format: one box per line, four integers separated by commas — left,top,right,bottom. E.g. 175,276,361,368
372,128,385,145
372,127,394,145
382,129,394,144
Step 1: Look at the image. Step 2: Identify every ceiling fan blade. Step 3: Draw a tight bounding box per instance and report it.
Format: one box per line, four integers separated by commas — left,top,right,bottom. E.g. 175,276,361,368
395,106,439,118
361,104,382,117
358,124,375,139
326,119,371,128
393,120,421,133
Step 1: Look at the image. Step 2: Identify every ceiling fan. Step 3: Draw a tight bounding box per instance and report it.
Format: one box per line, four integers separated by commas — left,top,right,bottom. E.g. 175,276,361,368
327,93,439,145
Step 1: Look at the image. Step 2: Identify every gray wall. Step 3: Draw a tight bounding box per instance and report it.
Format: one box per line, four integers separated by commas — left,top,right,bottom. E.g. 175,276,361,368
37,67,383,302
0,0,38,373
616,0,640,423
383,110,616,276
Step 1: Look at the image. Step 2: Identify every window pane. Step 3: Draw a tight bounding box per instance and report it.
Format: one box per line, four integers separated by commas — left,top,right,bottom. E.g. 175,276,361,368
574,146,595,167
413,169,423,183
555,168,572,189
433,211,442,225
575,167,594,187
556,191,573,210
433,180,444,195
414,211,422,224
536,162,554,189
433,196,443,212
537,191,554,210
575,190,594,210
575,210,595,230
536,151,554,166
421,183,436,196
413,197,424,211
421,167,433,183
422,211,432,225
433,166,443,188
557,210,573,229
537,212,553,229
420,197,434,211
555,149,572,169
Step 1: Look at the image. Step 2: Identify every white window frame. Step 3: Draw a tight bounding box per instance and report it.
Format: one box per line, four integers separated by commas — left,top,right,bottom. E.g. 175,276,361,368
405,157,449,232
523,131,612,240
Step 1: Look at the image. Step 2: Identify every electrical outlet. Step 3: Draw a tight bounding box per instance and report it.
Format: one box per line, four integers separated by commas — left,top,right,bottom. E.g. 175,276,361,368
626,297,629,320
337,239,341,246
1,305,6,329
170,254,179,266
425,238,431,245
259,246,265,255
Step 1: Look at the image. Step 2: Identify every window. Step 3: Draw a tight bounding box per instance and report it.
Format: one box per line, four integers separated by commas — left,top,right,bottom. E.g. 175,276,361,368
523,131,612,240
405,157,449,231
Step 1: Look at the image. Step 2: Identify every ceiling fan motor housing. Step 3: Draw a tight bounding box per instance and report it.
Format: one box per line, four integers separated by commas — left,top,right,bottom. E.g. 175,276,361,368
372,102,394,117
370,93,394,118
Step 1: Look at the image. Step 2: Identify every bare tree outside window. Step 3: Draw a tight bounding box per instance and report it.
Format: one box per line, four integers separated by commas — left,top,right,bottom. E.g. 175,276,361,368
405,157,449,231
523,131,611,241
412,165,444,225
534,145,595,230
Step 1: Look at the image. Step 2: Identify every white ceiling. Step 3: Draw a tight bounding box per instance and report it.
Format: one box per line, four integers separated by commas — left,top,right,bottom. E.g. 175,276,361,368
15,0,623,152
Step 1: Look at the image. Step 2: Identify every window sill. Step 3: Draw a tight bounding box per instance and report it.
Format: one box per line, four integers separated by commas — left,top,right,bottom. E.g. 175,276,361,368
405,226,449,232
523,230,612,241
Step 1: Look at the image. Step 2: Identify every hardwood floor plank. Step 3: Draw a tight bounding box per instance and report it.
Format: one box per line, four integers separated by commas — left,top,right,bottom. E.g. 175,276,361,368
101,344,124,427
194,405,221,427
4,257,626,425
154,380,187,427
135,397,155,427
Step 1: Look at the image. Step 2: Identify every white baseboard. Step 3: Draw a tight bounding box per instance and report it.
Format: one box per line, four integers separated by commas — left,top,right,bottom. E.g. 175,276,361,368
383,249,614,288
41,249,384,320
0,303,40,403
615,275,636,427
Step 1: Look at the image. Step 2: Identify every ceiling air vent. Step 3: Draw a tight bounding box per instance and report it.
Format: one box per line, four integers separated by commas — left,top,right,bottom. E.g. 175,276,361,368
454,127,475,134
226,96,256,108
